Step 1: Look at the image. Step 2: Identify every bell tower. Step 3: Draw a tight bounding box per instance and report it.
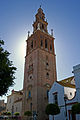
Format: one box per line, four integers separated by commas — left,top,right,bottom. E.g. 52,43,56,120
22,7,57,120
33,6,48,33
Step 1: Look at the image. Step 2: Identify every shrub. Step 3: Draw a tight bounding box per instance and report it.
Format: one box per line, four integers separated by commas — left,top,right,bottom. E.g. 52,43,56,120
14,112,20,116
45,103,60,115
24,111,32,116
72,103,80,114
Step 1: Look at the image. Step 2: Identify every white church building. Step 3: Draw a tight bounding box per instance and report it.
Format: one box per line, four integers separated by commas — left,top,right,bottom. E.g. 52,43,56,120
49,64,80,120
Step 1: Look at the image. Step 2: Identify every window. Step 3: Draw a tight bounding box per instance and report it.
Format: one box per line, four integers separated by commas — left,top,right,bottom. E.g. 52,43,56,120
53,93,58,104
46,72,49,78
70,92,72,96
30,76,32,79
46,62,49,66
31,41,33,48
41,40,43,47
50,44,52,51
29,64,33,71
28,91,31,98
45,39,47,48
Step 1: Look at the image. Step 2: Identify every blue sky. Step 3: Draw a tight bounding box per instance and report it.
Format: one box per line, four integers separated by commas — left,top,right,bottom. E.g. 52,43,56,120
0,0,80,102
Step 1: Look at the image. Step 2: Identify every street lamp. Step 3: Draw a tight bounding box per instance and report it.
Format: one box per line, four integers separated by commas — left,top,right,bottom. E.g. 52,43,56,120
64,95,68,120
12,105,14,118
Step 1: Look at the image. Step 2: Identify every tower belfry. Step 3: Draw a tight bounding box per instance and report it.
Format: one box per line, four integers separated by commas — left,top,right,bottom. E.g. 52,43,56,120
22,7,57,120
33,7,48,33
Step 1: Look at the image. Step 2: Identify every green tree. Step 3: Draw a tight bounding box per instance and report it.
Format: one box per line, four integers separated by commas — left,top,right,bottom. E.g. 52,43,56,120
24,111,32,116
2,112,7,115
45,103,60,119
7,112,11,115
14,112,20,116
0,40,16,96
72,103,80,114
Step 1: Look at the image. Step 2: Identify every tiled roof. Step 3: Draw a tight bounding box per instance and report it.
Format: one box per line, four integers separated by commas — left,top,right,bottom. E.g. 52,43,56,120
56,76,75,88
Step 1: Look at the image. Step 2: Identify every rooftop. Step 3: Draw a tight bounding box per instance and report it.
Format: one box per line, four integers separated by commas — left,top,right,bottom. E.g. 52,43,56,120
57,76,75,88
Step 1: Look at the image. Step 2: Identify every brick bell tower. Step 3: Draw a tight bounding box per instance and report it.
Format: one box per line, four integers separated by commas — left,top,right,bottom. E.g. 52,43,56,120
22,7,57,120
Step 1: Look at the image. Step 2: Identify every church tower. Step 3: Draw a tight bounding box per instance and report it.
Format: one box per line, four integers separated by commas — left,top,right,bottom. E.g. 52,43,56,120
22,7,57,120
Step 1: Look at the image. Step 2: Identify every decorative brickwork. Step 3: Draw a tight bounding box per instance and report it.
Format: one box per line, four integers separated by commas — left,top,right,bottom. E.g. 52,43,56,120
22,7,57,120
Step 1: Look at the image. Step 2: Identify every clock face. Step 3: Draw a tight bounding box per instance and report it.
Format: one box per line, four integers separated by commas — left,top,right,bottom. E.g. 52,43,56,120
28,74,33,81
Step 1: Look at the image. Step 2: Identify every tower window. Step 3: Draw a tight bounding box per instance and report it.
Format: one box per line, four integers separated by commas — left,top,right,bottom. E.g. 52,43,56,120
29,64,33,71
28,91,31,98
46,72,49,78
41,40,43,47
46,62,49,66
30,76,32,80
31,41,33,49
45,39,47,48
50,44,52,51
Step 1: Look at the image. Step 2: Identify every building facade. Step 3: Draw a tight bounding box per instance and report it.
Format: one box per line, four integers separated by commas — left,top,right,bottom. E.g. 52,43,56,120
0,100,6,115
49,64,80,120
22,7,57,120
6,89,23,116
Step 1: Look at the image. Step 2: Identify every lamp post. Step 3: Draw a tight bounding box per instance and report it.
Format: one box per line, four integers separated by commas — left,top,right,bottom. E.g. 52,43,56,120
12,105,14,118
64,95,68,120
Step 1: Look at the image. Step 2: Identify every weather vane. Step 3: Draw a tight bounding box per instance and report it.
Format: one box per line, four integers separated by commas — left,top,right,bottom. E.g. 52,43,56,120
40,5,41,8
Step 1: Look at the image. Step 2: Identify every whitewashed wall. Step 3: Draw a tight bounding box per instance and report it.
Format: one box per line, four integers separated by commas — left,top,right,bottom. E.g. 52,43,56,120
49,82,66,120
64,87,76,100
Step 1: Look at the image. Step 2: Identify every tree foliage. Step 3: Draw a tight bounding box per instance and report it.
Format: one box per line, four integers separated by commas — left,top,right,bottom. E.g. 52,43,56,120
24,111,32,116
14,112,20,116
2,112,7,115
0,40,16,96
45,103,60,115
7,112,11,115
72,103,80,114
